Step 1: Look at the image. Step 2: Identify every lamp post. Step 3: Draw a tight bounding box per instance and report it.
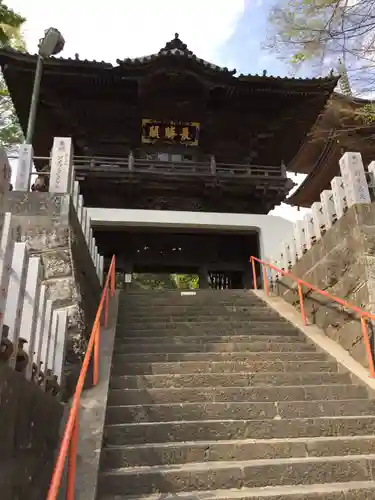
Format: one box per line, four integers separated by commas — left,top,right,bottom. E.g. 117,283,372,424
25,27,65,144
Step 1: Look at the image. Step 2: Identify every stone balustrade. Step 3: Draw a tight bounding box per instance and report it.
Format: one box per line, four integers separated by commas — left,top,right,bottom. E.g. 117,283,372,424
0,137,104,398
268,151,373,273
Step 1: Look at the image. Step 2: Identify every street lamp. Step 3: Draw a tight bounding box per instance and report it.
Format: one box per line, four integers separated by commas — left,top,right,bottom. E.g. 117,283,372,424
25,27,65,144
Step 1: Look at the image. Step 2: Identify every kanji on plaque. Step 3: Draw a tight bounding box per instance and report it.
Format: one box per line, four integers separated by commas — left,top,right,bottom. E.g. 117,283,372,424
164,126,177,140
181,127,191,142
149,126,159,139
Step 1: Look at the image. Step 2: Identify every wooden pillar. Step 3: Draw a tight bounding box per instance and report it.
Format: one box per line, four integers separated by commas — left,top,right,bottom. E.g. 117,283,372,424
199,265,209,289
243,263,252,290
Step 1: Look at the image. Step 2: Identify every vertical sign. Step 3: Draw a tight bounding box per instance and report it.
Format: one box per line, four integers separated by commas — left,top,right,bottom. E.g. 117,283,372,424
339,152,371,207
15,144,33,191
49,137,74,193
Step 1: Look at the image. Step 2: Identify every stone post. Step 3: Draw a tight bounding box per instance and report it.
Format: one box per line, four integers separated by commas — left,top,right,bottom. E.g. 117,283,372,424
320,190,336,229
19,256,42,379
339,152,371,207
289,238,297,267
280,243,289,271
304,213,315,249
0,148,11,234
92,237,96,261
49,137,74,194
85,215,91,244
34,284,47,379
15,144,33,191
47,309,59,371
77,194,84,224
294,220,305,259
0,213,15,336
72,180,80,209
331,176,347,219
5,242,29,369
99,255,104,286
40,299,54,374
311,202,324,240
53,309,68,383
89,229,93,254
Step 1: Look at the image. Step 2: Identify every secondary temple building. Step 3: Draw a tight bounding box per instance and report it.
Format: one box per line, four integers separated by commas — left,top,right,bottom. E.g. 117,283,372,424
0,34,350,288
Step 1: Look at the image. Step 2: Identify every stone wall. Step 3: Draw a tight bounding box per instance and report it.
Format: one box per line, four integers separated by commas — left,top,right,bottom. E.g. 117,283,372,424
0,363,63,500
276,203,375,369
7,192,101,398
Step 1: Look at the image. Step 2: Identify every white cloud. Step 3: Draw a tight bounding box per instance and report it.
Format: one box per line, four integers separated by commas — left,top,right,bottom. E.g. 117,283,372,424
8,0,245,63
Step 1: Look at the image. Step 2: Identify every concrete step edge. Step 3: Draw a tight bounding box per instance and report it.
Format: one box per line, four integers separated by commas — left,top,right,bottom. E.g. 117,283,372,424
101,452,375,474
104,414,375,429
112,372,347,378
105,398,371,410
95,481,375,499
102,434,375,451
107,383,366,396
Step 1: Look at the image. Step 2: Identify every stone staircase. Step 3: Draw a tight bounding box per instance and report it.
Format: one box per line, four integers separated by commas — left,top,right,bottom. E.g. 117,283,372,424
97,290,375,499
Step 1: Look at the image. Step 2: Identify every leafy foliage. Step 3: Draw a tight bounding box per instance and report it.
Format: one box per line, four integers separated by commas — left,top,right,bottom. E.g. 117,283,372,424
0,1,25,149
0,1,25,50
361,103,375,122
115,273,200,290
267,0,375,94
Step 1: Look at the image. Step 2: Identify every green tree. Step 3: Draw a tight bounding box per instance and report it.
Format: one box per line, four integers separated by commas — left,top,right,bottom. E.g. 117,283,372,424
267,0,375,94
0,1,26,149
266,0,375,123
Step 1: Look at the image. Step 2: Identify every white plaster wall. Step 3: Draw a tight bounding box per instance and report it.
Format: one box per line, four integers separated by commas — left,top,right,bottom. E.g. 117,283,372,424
87,208,293,261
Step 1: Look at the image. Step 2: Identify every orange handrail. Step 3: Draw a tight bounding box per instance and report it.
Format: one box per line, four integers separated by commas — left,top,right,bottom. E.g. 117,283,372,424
47,255,116,500
250,255,375,378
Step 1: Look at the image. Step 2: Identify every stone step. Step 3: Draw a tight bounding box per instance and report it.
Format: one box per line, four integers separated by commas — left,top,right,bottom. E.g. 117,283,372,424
107,384,368,406
117,342,316,354
114,338,309,354
119,306,273,315
118,318,290,327
101,435,375,468
105,399,375,425
110,372,351,390
104,414,375,446
116,334,303,345
118,313,283,323
118,325,299,336
97,454,375,495
95,481,375,500
118,323,298,334
112,351,328,364
119,298,265,307
110,360,337,376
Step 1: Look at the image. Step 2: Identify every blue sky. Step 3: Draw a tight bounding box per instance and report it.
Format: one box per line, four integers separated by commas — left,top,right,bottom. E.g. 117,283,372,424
218,0,291,77
7,0,309,220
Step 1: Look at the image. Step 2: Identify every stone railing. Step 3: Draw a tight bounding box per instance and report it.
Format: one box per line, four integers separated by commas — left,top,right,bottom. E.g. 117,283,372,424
1,137,105,399
267,151,375,368
269,152,374,276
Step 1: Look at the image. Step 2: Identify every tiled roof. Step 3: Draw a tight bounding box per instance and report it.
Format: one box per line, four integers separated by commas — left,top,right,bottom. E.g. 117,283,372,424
0,35,339,84
116,33,236,75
